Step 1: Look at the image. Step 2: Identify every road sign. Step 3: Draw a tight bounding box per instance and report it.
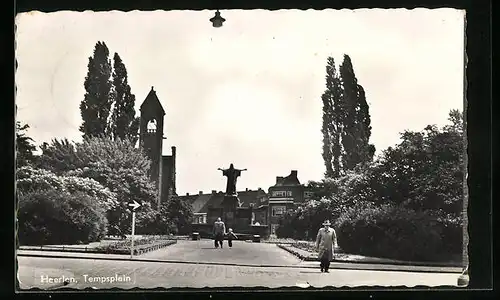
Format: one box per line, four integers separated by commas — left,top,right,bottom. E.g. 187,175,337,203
128,200,141,211
128,200,141,258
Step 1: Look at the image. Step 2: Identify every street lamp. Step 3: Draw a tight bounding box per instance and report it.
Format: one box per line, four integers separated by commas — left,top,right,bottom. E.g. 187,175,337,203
210,10,225,28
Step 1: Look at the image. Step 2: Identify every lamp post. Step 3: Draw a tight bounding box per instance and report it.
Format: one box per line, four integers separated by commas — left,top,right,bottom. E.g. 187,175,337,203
210,10,226,28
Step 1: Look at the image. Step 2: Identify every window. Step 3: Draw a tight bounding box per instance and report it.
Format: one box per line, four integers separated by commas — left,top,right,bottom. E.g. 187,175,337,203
272,191,286,197
272,206,286,216
195,214,207,224
304,191,314,198
147,119,157,132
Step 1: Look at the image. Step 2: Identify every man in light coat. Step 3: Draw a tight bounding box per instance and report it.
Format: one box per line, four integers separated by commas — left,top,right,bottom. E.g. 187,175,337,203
315,220,337,273
213,217,226,248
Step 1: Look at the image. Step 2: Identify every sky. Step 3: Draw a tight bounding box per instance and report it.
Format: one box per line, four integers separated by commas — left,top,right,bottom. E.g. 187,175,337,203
15,9,465,195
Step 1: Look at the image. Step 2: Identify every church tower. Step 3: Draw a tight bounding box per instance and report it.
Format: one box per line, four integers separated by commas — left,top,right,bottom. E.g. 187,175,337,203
139,86,166,207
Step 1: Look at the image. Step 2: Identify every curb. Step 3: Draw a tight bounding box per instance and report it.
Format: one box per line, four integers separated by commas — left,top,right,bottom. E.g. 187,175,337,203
276,244,463,270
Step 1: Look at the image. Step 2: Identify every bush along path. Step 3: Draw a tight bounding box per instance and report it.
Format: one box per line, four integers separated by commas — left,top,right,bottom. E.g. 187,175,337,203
95,239,177,255
277,243,462,268
19,238,177,256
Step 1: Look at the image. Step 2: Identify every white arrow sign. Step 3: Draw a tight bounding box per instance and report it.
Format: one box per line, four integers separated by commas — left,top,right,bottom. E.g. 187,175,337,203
128,200,141,211
128,200,141,259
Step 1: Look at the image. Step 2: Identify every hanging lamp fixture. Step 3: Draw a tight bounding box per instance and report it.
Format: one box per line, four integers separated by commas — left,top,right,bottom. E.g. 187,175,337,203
210,10,226,28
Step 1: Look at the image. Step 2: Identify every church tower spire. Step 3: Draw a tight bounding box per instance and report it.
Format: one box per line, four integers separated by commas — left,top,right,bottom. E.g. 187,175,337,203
139,86,166,207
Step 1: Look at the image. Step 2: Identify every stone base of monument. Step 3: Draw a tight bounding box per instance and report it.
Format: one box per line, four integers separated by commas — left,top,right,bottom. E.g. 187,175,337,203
190,193,270,239
221,195,242,209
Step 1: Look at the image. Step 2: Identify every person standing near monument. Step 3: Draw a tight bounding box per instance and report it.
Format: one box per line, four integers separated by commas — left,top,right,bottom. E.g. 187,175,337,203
315,220,337,273
213,217,226,248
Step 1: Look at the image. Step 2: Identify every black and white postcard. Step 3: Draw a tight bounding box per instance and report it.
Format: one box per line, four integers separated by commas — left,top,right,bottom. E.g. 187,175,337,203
15,8,468,290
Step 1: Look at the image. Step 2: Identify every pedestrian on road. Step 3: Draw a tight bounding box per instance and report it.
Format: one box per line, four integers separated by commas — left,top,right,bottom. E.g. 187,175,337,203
213,217,226,248
315,220,337,273
226,228,238,248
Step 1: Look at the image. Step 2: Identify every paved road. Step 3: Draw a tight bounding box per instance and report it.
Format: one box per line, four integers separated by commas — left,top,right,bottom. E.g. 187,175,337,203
17,256,460,289
139,240,303,266
17,240,461,289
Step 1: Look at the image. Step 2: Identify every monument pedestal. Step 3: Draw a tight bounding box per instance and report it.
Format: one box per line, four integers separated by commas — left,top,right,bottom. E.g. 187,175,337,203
221,195,241,229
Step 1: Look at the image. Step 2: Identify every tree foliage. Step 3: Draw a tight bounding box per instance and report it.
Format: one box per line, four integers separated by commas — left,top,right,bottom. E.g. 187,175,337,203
367,109,464,216
79,41,114,139
321,55,374,178
163,196,194,235
110,53,140,144
321,57,343,178
280,110,465,260
16,121,37,168
37,138,78,175
36,136,157,235
17,165,118,211
339,55,375,171
17,189,108,245
79,42,140,144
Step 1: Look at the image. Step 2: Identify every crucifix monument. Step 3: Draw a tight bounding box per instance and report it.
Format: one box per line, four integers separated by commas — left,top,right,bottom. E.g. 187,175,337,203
217,163,247,226
218,163,247,196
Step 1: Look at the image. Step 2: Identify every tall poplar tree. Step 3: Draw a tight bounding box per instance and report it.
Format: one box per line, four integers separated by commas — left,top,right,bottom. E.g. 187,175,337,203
339,54,375,171
110,53,140,144
321,57,344,178
79,41,114,139
356,85,376,163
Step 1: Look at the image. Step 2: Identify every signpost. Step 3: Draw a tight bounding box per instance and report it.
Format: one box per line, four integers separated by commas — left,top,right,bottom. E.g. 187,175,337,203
128,200,141,258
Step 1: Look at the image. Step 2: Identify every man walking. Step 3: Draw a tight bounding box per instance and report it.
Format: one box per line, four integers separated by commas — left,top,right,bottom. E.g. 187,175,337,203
213,217,226,248
315,220,337,273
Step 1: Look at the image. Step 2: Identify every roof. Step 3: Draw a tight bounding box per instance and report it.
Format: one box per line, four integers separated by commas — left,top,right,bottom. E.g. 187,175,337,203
273,170,301,186
190,193,212,213
140,86,165,115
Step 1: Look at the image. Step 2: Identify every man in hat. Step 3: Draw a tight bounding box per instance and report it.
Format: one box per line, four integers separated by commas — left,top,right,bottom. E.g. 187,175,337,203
213,217,226,248
315,220,337,273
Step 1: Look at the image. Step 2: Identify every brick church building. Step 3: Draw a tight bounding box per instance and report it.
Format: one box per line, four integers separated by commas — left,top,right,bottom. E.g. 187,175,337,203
139,87,177,207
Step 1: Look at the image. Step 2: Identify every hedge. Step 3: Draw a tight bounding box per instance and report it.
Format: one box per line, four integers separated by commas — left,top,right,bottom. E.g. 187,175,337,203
17,189,108,246
335,203,462,262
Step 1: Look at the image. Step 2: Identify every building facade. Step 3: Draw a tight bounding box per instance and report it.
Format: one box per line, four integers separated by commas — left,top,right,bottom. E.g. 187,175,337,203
139,87,177,208
267,170,313,235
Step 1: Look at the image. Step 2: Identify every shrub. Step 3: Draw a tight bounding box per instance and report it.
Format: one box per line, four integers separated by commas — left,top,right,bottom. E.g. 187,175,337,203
17,189,108,245
335,203,460,262
276,196,347,241
17,166,118,210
